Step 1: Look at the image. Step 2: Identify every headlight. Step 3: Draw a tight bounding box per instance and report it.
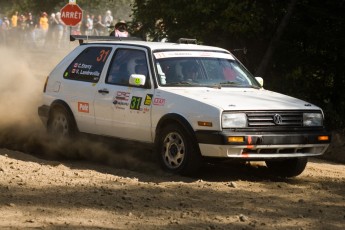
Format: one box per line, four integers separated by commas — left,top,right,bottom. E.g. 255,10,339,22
303,113,323,126
222,113,247,128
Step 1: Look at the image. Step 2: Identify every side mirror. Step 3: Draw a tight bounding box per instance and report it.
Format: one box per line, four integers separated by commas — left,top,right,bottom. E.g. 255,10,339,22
255,77,264,87
129,74,146,86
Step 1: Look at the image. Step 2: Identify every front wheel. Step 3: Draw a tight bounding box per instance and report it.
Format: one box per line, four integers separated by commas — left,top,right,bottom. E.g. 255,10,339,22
265,157,308,178
156,124,202,176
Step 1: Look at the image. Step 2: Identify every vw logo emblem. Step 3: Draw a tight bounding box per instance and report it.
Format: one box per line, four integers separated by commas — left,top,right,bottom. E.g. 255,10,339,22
273,114,283,125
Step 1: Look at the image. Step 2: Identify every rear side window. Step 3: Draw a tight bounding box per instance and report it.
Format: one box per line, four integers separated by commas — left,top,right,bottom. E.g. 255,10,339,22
64,47,112,83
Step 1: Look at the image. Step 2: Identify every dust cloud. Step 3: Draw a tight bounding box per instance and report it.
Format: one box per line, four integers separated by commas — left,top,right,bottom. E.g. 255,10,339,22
0,45,159,173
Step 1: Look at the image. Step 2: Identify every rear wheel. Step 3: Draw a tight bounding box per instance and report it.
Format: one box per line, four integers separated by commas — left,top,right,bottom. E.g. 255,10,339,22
48,105,77,139
265,157,308,178
156,123,202,176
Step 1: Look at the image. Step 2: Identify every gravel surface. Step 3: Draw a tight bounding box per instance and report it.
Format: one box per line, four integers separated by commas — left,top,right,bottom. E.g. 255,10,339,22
0,147,344,230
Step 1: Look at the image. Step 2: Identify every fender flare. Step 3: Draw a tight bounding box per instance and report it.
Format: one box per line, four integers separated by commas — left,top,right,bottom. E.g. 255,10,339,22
154,113,196,144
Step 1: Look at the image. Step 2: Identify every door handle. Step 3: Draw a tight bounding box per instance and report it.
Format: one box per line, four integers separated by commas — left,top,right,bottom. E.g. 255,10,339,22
98,89,109,94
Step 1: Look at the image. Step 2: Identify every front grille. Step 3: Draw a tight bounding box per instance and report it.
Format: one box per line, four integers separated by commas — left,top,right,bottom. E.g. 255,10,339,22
247,111,303,127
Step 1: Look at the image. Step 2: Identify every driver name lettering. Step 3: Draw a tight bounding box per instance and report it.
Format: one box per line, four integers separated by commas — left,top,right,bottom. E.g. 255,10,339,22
76,63,92,70
79,70,100,76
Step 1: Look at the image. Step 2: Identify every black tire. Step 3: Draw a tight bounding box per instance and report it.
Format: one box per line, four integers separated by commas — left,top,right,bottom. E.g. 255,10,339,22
47,105,77,139
265,157,308,178
156,123,202,176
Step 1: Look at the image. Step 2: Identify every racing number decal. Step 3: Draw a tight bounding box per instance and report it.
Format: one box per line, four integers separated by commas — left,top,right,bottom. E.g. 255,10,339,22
96,49,110,62
130,96,142,110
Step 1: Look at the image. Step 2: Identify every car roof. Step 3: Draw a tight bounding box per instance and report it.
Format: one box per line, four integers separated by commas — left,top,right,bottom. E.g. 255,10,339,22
78,39,229,53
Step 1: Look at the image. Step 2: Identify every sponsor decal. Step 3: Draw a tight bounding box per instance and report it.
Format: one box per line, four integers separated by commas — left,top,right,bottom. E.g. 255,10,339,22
72,69,76,73
115,91,130,101
130,96,142,110
153,98,165,106
113,100,129,106
78,102,89,113
153,51,234,60
74,63,78,68
144,94,153,105
64,72,69,77
114,106,125,110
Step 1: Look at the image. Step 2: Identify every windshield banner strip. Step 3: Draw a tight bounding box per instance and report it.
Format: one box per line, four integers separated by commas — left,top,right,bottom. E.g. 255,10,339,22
154,51,234,60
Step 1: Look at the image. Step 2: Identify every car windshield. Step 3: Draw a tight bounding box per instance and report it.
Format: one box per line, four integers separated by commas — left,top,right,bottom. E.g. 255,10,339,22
154,51,260,88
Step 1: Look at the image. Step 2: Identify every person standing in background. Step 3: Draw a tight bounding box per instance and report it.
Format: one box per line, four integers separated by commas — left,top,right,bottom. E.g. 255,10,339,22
94,15,106,35
25,13,36,48
112,20,128,37
104,10,113,29
11,11,18,28
55,12,65,48
39,12,49,47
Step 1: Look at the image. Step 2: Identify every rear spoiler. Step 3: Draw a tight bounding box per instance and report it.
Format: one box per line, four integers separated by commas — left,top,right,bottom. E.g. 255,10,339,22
70,35,142,44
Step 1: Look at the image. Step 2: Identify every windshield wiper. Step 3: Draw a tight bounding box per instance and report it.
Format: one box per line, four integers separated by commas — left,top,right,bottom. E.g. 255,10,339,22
217,81,261,89
165,81,199,86
218,81,242,86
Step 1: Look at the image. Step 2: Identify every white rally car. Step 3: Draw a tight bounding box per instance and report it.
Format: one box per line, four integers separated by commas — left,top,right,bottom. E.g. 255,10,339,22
38,36,331,177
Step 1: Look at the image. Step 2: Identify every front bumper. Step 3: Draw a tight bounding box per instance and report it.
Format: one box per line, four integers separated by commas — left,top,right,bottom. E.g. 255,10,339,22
195,130,331,159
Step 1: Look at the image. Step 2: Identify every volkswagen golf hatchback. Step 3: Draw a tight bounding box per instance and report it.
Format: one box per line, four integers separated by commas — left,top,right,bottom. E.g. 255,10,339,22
38,36,331,177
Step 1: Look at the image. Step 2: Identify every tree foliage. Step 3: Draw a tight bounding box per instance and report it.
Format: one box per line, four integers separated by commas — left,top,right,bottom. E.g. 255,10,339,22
270,0,345,128
1,0,344,130
132,0,345,129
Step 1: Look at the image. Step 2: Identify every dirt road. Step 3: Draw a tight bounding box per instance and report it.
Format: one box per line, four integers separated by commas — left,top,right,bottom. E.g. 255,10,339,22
0,146,344,230
0,45,344,230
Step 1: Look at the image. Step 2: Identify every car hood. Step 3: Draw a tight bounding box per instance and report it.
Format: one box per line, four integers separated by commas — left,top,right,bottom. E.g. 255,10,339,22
160,87,320,111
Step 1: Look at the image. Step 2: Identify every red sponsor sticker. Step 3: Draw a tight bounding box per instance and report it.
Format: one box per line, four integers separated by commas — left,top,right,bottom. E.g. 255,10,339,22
78,102,89,113
153,98,165,106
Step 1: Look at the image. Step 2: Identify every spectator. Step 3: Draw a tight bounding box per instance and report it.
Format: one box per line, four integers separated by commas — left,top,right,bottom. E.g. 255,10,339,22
104,10,113,28
11,11,18,28
55,12,65,48
94,15,106,35
1,17,10,45
18,14,27,46
39,12,49,33
25,13,36,47
112,20,129,37
48,12,58,41
85,14,93,35
39,12,49,46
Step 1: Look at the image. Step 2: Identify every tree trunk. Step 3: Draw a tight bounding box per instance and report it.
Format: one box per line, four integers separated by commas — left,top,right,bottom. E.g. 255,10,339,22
255,0,298,77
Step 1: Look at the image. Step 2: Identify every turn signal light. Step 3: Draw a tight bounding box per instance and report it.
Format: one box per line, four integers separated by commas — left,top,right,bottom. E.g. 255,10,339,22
318,136,329,141
228,136,244,143
198,121,213,127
